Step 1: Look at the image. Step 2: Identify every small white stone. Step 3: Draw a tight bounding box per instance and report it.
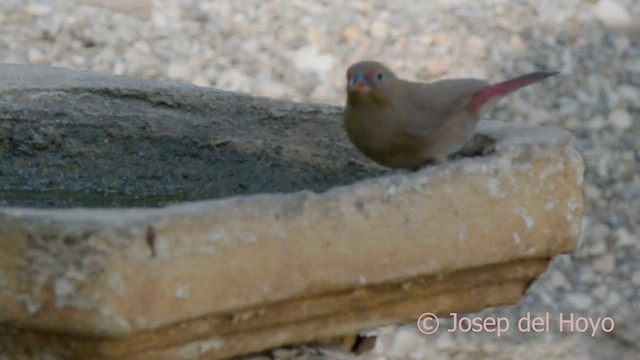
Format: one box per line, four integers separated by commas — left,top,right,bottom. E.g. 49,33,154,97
25,44,45,63
591,284,609,301
192,75,211,87
587,115,606,131
387,326,423,357
615,227,638,248
630,272,640,286
590,222,611,241
592,253,616,274
371,20,389,39
538,290,556,307
343,25,366,44
25,3,52,16
466,35,487,59
272,348,297,359
593,0,632,29
481,341,499,354
317,346,356,360
604,291,621,307
579,267,595,283
306,26,325,46
292,45,335,77
565,117,582,130
257,80,288,98
549,270,570,290
584,183,602,201
588,239,607,256
509,34,526,52
608,109,633,132
565,293,594,310
618,84,640,106
434,332,455,350
626,59,640,74
167,63,190,80
425,56,449,76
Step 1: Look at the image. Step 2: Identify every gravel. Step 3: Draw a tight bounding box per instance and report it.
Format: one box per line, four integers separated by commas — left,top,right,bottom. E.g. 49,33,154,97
1,0,638,359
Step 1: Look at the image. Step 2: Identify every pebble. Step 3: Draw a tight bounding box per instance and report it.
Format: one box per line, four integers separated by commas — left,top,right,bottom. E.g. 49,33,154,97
434,332,455,350
608,109,633,132
589,222,611,242
481,342,499,355
579,267,596,283
166,62,191,80
565,293,594,310
25,3,52,16
591,284,610,301
293,45,335,77
317,347,357,360
386,326,423,356
27,48,46,64
549,270,571,290
272,348,299,359
583,183,602,202
425,56,449,76
508,34,526,52
593,0,633,29
257,80,288,98
343,26,366,44
465,36,487,59
587,115,606,131
370,19,389,39
592,253,616,274
626,59,640,73
604,291,622,307
588,239,608,256
615,228,637,248
617,84,640,107
497,18,517,32
307,27,326,46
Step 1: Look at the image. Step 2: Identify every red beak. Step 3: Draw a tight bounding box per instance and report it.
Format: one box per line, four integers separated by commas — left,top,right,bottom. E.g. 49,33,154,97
348,74,369,93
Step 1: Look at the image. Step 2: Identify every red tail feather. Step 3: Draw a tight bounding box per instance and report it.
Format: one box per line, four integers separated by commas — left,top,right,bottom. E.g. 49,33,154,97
468,71,559,113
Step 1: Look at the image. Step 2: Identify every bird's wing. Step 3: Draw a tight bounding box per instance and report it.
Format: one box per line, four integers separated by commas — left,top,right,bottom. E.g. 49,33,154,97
402,78,488,137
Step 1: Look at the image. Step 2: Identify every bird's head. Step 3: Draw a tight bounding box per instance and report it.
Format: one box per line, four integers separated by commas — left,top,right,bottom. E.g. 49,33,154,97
345,61,397,106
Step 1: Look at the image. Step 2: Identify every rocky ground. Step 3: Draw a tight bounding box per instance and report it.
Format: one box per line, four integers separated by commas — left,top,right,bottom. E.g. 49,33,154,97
1,0,638,359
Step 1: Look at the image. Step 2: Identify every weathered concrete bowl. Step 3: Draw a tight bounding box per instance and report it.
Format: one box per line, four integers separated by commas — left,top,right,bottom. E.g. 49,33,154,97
0,65,583,359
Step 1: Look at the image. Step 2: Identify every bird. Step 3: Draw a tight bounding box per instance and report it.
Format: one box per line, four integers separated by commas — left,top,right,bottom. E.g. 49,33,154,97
343,60,559,170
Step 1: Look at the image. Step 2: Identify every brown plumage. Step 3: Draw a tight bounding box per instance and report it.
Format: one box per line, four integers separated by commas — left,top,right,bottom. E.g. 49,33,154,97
343,60,559,170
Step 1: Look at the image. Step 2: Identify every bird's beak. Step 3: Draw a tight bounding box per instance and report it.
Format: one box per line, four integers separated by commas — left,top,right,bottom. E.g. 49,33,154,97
348,74,369,93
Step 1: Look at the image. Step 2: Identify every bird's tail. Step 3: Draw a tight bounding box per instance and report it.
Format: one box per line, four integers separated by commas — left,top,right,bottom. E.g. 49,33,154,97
468,71,559,113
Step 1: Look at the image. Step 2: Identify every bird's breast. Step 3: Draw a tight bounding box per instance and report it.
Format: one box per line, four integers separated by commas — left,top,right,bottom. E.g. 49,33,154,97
343,105,415,163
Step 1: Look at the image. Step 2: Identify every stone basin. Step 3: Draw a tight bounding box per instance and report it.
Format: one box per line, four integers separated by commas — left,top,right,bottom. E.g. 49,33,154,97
0,64,583,359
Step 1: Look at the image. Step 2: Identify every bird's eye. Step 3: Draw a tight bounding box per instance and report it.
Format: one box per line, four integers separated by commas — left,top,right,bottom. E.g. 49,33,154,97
377,73,383,80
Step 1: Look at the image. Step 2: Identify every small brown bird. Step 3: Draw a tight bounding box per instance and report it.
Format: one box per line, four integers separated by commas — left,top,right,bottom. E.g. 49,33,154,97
343,60,558,170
